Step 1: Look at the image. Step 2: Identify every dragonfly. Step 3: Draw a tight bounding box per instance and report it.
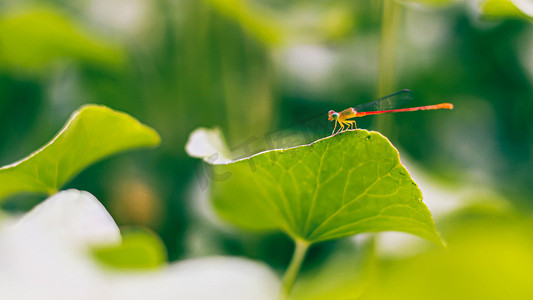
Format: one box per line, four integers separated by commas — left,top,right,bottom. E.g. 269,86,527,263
328,89,453,134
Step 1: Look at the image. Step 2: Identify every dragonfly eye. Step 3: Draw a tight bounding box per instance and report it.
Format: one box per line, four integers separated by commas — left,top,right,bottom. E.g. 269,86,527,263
328,110,339,121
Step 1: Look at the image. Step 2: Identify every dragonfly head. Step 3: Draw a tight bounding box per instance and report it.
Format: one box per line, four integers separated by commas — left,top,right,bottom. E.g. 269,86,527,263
328,110,339,121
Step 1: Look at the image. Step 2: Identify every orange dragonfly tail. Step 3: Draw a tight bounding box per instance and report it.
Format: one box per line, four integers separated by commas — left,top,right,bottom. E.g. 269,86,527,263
355,103,453,117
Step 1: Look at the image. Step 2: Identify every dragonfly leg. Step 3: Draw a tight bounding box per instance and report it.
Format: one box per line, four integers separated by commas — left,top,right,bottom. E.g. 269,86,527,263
344,121,356,130
332,120,338,135
345,120,358,136
337,122,345,134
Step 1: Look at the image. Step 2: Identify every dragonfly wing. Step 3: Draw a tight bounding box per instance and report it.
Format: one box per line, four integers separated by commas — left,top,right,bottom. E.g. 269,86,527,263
354,89,414,112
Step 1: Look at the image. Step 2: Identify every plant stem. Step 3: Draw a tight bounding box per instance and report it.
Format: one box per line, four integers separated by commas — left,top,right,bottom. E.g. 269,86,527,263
278,239,310,300
376,0,401,134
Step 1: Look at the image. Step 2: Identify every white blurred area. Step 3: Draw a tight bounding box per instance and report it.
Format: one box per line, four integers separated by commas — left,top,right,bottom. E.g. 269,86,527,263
0,190,119,300
511,0,533,17
15,190,121,247
0,190,280,300
108,257,280,300
86,0,154,37
278,45,337,99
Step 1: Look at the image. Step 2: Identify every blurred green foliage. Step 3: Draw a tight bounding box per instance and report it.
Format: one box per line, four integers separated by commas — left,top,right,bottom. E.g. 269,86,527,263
93,227,168,270
367,210,533,300
0,0,532,297
0,7,124,74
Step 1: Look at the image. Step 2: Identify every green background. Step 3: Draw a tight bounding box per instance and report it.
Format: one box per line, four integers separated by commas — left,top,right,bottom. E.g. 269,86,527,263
0,0,532,298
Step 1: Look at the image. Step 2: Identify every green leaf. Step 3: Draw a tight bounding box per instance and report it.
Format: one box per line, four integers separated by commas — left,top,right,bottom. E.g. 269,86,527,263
92,228,167,270
0,105,161,202
478,0,533,20
187,129,442,245
0,7,124,74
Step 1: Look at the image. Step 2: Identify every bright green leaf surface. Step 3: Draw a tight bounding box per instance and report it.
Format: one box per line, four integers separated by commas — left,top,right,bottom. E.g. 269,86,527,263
0,105,160,202
479,0,533,20
188,129,441,244
0,7,124,74
93,228,167,270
